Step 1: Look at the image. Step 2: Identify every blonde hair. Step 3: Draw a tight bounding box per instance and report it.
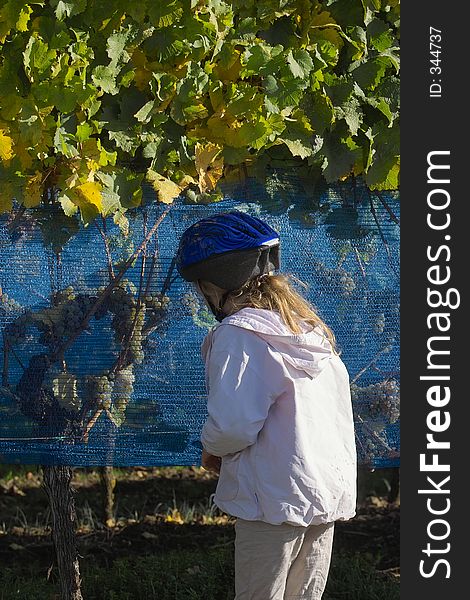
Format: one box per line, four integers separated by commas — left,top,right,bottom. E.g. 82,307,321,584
228,273,338,353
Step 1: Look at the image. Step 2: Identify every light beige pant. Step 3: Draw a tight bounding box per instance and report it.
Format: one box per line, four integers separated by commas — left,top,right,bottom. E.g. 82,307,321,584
234,518,334,600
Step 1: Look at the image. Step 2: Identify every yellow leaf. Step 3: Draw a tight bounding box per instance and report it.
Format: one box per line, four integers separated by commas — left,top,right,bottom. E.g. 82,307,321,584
75,181,103,211
17,6,33,32
146,170,182,204
206,110,245,148
0,129,14,161
176,173,197,188
24,171,43,208
66,180,103,223
310,11,343,49
195,142,224,193
214,50,242,82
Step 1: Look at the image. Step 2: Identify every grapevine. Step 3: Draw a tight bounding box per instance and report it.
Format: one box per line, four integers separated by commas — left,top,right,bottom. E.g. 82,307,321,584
351,379,400,465
351,379,400,426
0,0,400,228
312,261,357,296
2,279,171,441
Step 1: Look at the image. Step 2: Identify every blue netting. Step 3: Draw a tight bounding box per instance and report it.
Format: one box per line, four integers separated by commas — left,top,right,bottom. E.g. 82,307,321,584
0,174,399,468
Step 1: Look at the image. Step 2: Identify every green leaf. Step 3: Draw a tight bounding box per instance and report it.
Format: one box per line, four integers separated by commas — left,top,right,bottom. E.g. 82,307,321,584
237,118,271,150
367,18,396,52
54,124,79,158
335,96,363,136
36,79,97,113
134,100,156,124
279,109,316,159
94,172,122,215
286,49,313,79
366,157,399,190
226,84,262,117
108,129,140,154
59,193,78,217
92,65,119,95
281,137,313,159
365,121,400,190
379,47,400,73
113,210,129,236
324,74,355,105
301,93,334,136
147,28,186,62
241,44,284,77
350,58,387,90
50,0,87,21
222,145,250,165
148,0,184,28
23,36,57,83
365,96,394,124
107,25,139,67
321,133,362,182
375,76,400,113
264,76,305,111
104,169,143,209
75,123,94,143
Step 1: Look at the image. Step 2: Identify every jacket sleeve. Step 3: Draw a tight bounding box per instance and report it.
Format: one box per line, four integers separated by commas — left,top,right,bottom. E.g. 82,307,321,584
201,328,278,457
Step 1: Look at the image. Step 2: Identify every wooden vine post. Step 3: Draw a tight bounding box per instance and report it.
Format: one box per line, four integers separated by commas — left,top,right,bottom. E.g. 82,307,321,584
99,466,117,527
42,466,83,600
33,206,170,599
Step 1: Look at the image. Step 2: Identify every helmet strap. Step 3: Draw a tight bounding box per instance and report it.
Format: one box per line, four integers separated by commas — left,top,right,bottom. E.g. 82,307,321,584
207,290,231,322
195,281,231,322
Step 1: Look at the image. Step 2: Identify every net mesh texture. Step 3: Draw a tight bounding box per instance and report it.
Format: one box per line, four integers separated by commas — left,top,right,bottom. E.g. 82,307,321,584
0,174,400,468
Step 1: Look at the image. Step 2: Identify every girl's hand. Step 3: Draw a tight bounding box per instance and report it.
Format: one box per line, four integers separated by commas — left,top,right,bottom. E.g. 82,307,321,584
201,448,222,474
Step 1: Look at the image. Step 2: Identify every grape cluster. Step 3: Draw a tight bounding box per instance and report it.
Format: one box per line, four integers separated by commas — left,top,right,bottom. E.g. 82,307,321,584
15,353,52,422
36,295,94,347
85,375,113,410
373,313,386,334
108,285,136,320
351,379,400,426
357,431,386,465
107,286,144,363
181,292,199,316
313,262,356,296
143,293,170,336
61,303,84,335
369,380,400,424
338,273,356,295
128,307,145,364
112,366,135,413
52,373,80,412
74,293,96,316
52,286,75,306
0,291,23,315
144,293,170,313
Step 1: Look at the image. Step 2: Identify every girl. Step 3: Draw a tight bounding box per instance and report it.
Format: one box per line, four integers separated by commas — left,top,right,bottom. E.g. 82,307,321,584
176,211,357,600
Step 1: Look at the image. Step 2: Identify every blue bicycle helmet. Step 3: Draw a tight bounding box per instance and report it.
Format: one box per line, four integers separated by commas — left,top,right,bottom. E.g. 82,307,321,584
176,210,280,291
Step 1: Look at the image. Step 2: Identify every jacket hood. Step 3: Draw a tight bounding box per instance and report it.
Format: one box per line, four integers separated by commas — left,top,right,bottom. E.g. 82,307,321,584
218,307,334,378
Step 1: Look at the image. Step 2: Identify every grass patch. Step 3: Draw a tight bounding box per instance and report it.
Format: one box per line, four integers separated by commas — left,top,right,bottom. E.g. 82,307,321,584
0,547,398,600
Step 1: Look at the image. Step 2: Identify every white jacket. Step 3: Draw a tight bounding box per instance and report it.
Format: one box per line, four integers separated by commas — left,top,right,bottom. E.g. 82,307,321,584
200,307,357,526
